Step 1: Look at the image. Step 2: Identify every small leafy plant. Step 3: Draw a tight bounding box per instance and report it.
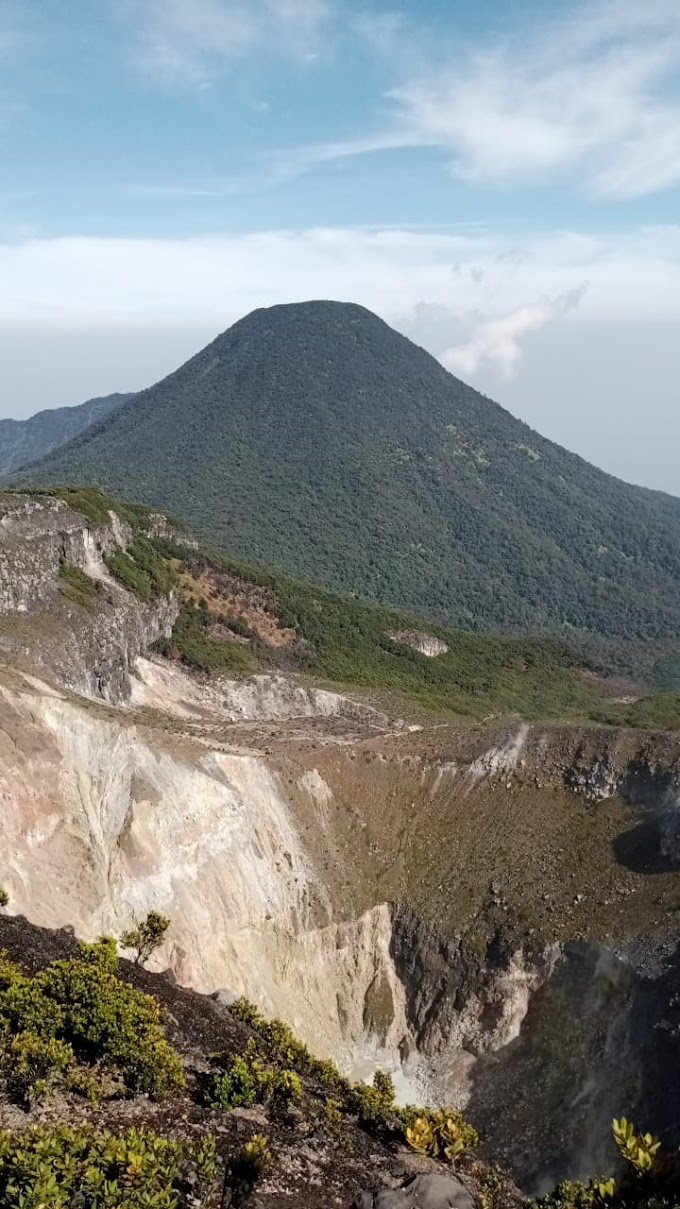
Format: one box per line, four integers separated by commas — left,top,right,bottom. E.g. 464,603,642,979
612,1118,661,1175
404,1108,479,1164
228,1133,272,1201
119,910,170,966
348,1070,396,1124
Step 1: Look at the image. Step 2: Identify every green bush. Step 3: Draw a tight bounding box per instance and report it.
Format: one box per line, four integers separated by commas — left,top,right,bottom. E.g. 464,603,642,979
268,1066,302,1107
348,1070,395,1124
0,938,184,1100
207,1052,260,1110
0,888,8,909
205,1045,301,1111
0,1123,216,1208
3,1032,73,1104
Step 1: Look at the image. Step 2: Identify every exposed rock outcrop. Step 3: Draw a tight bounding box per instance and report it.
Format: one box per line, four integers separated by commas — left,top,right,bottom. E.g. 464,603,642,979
353,1174,475,1209
0,492,130,613
389,631,449,658
0,492,178,702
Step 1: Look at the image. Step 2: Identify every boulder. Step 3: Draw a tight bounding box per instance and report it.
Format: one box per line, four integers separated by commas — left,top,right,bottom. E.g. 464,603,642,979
352,1173,475,1209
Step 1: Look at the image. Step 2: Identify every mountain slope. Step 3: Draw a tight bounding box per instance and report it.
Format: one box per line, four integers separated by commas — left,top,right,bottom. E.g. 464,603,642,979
16,301,680,683
0,391,131,475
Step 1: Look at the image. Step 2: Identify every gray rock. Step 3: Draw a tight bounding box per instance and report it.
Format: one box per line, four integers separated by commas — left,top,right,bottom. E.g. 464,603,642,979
352,1173,475,1209
212,988,238,1007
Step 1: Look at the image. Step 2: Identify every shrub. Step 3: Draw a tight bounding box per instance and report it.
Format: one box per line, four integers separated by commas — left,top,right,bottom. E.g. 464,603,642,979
119,910,170,966
57,562,98,608
268,1067,302,1107
533,1118,672,1209
404,1109,479,1163
0,1124,216,1207
0,937,184,1099
348,1070,395,1124
230,996,266,1029
0,888,9,909
205,1045,301,1111
3,1032,73,1104
105,538,176,602
207,1052,260,1110
612,1118,661,1175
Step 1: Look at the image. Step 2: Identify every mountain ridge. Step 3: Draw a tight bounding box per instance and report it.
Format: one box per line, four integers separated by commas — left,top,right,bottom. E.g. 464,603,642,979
13,300,680,685
0,391,131,476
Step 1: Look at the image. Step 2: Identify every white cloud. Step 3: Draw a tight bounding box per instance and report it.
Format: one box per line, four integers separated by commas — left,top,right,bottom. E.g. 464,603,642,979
0,226,678,337
125,0,331,82
283,0,680,200
390,1,680,198
442,284,589,379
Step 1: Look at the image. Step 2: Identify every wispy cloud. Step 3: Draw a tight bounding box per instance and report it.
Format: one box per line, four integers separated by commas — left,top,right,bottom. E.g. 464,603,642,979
283,0,680,200
393,1,680,198
441,284,589,379
124,0,331,84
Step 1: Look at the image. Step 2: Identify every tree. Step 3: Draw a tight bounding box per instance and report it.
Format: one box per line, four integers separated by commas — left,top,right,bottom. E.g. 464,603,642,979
119,910,170,966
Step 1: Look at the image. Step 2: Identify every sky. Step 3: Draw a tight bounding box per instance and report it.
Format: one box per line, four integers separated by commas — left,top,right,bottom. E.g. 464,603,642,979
1,0,679,494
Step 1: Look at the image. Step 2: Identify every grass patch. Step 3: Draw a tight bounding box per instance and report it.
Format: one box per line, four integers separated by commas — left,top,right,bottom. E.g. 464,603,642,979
590,692,680,731
57,563,98,608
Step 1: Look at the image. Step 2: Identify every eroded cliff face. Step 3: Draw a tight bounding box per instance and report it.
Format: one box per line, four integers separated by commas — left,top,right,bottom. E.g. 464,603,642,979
0,492,177,701
1,658,680,1188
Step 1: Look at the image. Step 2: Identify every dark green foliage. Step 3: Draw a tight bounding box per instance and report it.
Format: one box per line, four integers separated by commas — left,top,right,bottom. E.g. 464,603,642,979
15,301,680,686
0,890,7,909
0,393,129,477
104,537,175,602
57,562,98,608
0,1123,216,1207
0,937,184,1099
119,910,170,966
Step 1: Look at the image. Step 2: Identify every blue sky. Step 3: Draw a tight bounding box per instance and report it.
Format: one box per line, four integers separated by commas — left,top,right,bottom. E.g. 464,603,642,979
1,0,680,492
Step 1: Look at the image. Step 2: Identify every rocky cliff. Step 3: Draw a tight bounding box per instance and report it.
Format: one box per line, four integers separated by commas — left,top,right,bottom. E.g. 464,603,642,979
0,491,177,700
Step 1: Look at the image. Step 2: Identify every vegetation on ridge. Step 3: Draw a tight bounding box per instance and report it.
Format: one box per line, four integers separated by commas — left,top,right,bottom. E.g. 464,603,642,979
0,937,184,1103
0,915,678,1209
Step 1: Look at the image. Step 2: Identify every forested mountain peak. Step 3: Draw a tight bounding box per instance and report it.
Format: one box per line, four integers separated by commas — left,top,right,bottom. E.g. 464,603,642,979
14,300,680,685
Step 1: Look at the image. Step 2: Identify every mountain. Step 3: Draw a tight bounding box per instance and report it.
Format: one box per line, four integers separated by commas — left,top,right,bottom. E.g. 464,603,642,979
0,391,131,476
15,300,680,683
